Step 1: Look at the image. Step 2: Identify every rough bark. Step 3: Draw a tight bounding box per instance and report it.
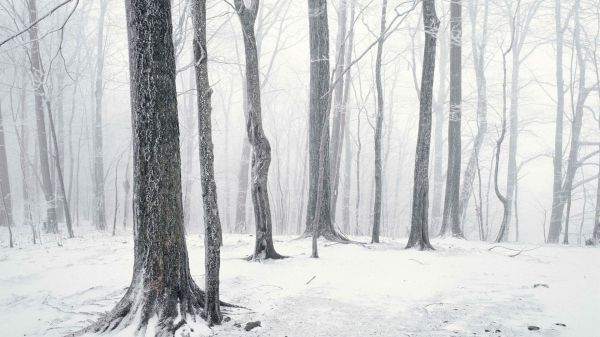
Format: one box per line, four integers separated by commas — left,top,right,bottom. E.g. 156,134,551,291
305,0,348,242
459,0,488,227
235,0,283,259
191,0,223,324
79,0,212,333
372,0,387,244
440,0,463,238
406,0,438,250
93,0,108,231
27,0,57,234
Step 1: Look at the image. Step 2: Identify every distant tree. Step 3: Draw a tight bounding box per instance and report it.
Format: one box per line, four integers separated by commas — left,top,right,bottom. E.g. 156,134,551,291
0,104,14,231
372,0,388,244
406,0,439,250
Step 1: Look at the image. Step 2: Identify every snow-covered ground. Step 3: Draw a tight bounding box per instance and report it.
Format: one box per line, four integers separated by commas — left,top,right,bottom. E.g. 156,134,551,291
1,227,599,337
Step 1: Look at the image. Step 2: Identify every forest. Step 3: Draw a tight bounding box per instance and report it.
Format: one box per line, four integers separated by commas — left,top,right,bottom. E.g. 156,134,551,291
0,0,599,336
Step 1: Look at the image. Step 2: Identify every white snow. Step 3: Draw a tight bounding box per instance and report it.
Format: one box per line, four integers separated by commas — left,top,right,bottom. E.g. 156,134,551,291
1,227,599,336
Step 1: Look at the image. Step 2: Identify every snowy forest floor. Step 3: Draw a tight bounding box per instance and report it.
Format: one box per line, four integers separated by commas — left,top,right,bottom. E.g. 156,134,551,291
1,227,599,337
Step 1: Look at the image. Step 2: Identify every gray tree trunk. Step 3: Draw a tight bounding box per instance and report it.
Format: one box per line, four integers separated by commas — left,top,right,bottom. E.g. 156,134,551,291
305,0,348,242
191,0,223,324
440,0,463,238
548,0,566,243
372,0,387,244
27,0,57,234
81,0,213,333
406,0,439,250
93,0,108,231
235,0,283,259
459,0,488,228
0,105,14,228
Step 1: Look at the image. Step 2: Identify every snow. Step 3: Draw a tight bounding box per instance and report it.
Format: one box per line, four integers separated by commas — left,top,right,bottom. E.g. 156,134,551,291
1,227,599,336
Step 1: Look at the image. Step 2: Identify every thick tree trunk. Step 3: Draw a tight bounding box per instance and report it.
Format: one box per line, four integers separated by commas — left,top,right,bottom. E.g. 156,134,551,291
235,0,283,259
459,0,488,227
372,0,387,244
93,0,108,231
191,0,223,324
0,105,14,228
548,0,566,243
80,0,212,333
406,0,438,250
504,43,520,240
305,0,348,242
27,0,57,234
440,0,462,238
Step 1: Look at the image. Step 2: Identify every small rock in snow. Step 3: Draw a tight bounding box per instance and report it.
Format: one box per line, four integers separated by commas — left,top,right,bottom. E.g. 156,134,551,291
554,323,566,327
244,321,261,331
533,283,549,288
528,325,540,331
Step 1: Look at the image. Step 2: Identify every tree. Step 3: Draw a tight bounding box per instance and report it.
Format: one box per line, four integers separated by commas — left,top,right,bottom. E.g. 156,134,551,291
80,0,214,332
372,0,388,244
27,0,58,234
459,0,489,227
191,0,223,324
0,104,14,229
440,0,463,238
305,0,349,242
406,0,439,250
93,0,108,231
234,0,283,259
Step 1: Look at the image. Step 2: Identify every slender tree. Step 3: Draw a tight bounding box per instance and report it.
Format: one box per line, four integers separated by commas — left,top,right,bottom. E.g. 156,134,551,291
80,0,216,332
372,0,387,243
234,0,283,259
0,104,14,229
406,0,439,250
191,0,223,324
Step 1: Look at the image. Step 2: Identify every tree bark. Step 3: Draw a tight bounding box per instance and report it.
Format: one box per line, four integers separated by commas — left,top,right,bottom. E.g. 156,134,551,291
235,0,283,259
440,0,463,238
305,0,348,242
80,0,213,333
372,0,387,244
406,0,438,250
191,0,223,324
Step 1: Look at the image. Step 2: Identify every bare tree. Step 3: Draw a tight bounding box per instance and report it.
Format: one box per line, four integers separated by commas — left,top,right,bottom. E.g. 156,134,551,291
406,0,439,250
191,0,223,323
372,0,388,244
80,0,218,332
234,0,283,259
0,104,14,229
440,0,463,238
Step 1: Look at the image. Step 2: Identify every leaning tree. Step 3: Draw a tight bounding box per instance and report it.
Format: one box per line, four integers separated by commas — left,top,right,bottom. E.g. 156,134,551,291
79,0,219,333
234,0,283,259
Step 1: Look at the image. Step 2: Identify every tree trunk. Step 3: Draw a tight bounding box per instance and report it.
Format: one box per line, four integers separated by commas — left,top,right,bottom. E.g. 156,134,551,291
122,154,131,229
80,0,213,333
0,105,14,228
548,0,566,243
235,0,283,259
372,0,387,244
329,0,348,223
93,0,108,231
459,0,488,226
594,148,600,244
191,0,223,324
440,0,463,238
406,0,438,250
305,0,348,242
27,0,57,234
234,83,251,234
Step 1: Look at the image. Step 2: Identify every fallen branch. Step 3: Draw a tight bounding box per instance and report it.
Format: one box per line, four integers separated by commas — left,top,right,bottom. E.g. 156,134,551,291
305,275,316,285
488,245,540,257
